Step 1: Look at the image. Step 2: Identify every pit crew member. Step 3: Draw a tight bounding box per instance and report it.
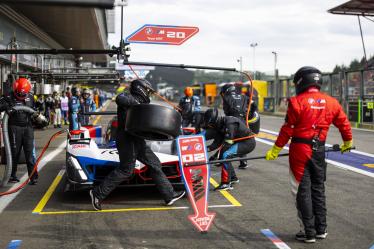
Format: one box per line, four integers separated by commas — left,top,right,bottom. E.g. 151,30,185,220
220,84,260,169
80,89,96,126
0,78,47,184
265,66,353,243
68,87,81,130
90,79,185,210
203,108,256,190
178,87,201,127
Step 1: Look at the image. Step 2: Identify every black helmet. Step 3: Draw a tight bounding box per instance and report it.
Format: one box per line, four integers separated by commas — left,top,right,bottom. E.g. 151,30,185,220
130,79,155,103
293,66,322,95
71,87,78,96
203,108,219,127
220,84,236,95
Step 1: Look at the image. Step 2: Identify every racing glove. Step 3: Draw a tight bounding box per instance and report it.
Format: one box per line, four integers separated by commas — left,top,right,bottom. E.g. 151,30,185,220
32,113,49,127
340,140,353,153
265,145,283,160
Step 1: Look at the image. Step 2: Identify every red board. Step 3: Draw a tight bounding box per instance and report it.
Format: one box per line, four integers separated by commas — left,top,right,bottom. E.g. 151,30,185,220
177,135,215,232
126,24,199,45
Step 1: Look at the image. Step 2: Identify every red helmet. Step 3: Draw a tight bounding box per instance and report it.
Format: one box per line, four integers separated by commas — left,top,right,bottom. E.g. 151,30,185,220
184,87,193,97
13,78,31,100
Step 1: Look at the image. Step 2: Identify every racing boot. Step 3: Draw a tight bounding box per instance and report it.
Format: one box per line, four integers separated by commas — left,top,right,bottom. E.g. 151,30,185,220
295,231,316,243
238,160,248,169
214,183,233,191
165,191,186,206
89,190,102,211
8,176,20,183
29,178,38,185
230,176,240,185
316,230,328,239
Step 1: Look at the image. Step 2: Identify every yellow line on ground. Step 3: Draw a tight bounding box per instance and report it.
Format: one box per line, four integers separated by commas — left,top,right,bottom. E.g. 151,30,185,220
209,177,242,207
32,170,65,214
92,101,111,125
38,204,237,215
39,206,189,215
363,164,374,168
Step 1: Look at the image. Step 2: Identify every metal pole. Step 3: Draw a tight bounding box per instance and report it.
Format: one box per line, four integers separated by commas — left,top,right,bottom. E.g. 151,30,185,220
357,15,368,69
184,145,344,167
120,0,124,46
272,51,277,112
240,56,243,72
123,61,237,72
237,57,243,81
0,49,119,55
250,43,258,80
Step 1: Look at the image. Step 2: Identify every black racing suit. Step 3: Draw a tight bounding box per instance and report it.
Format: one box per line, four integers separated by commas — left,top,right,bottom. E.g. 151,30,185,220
222,92,260,167
178,96,201,127
222,92,260,134
93,92,176,202
0,93,37,180
208,116,256,183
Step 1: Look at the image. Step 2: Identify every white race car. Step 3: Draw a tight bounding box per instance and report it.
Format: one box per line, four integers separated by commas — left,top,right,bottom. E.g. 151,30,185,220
65,125,183,190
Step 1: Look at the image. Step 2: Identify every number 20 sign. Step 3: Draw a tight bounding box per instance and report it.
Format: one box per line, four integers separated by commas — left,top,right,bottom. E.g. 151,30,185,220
126,24,199,45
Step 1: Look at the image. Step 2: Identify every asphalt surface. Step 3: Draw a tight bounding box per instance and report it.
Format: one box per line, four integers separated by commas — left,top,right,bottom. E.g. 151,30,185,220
0,101,373,249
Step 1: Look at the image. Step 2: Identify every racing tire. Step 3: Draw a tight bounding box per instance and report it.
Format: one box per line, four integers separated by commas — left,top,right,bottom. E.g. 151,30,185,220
125,104,182,141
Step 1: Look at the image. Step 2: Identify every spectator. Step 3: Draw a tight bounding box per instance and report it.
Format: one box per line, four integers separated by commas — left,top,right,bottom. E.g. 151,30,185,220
60,91,69,125
44,94,53,125
52,91,62,128
66,87,72,99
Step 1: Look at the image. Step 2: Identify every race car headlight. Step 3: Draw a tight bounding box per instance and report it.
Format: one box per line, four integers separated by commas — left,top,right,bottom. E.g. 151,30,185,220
67,156,88,181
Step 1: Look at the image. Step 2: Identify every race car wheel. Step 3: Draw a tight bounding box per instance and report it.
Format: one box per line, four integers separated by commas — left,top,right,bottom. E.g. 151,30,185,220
125,104,182,141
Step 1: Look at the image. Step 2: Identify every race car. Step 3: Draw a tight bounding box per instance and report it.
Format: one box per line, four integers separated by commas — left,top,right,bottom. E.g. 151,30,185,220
65,125,184,190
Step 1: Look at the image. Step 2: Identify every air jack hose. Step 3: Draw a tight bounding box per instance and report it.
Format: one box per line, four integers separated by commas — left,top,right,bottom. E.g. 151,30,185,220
1,106,37,186
0,105,66,195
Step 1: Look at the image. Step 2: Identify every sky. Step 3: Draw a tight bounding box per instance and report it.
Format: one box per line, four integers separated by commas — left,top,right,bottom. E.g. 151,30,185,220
108,0,374,75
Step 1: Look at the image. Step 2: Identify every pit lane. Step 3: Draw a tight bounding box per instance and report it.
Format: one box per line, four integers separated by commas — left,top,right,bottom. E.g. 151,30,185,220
0,101,373,249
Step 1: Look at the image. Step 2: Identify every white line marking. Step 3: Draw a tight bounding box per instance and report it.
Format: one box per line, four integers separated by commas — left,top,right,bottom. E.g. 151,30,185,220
260,128,279,135
351,127,374,133
325,159,374,178
0,141,66,213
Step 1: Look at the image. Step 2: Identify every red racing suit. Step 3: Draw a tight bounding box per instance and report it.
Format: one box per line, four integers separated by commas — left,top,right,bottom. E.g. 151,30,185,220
274,87,352,236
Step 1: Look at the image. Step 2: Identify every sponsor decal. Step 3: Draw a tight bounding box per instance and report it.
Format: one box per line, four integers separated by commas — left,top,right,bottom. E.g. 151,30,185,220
72,144,88,149
177,135,215,232
194,143,202,151
101,149,119,155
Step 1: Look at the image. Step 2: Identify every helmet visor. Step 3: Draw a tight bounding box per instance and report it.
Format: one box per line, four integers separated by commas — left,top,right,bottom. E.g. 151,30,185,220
15,91,27,99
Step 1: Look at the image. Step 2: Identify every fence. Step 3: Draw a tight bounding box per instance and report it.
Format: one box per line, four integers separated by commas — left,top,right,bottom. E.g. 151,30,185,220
266,69,374,125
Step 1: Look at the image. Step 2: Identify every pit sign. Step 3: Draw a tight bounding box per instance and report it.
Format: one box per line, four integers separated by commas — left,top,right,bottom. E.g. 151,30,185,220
177,135,215,232
126,24,199,45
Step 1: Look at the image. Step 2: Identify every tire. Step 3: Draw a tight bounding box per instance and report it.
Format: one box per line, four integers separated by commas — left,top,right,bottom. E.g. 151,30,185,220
125,104,182,141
